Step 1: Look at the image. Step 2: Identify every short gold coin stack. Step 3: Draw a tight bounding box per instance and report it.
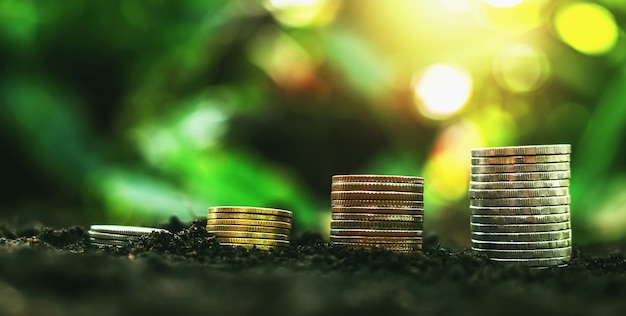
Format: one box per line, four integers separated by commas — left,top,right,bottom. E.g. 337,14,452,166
330,175,424,253
206,206,292,250
469,144,572,267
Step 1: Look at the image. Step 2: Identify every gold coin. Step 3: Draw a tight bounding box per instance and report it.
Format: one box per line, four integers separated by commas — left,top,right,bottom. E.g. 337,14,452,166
471,155,570,165
332,206,423,215
332,175,424,184
471,238,572,250
330,235,422,243
471,213,570,224
332,213,423,222
331,220,423,230
215,237,290,247
332,242,422,252
469,188,569,199
470,196,570,207
472,246,572,259
470,222,570,233
205,219,291,229
470,163,570,174
331,191,423,201
470,205,569,216
332,200,424,208
330,229,423,237
206,224,290,235
207,206,291,217
332,182,423,193
469,180,570,189
471,171,570,182
207,212,291,223
218,243,287,251
208,231,289,241
471,145,571,157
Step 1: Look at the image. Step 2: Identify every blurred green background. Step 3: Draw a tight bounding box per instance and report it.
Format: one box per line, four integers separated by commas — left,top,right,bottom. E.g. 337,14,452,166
1,0,626,246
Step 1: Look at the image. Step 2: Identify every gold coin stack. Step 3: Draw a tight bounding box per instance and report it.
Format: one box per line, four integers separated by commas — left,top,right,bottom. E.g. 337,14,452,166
330,175,424,253
206,206,292,250
470,144,572,267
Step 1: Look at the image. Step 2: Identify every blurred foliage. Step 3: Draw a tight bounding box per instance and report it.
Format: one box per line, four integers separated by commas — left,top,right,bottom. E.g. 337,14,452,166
2,0,626,244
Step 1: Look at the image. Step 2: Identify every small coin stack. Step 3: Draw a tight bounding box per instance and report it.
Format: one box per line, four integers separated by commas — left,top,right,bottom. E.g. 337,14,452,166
330,175,424,253
469,144,572,267
89,225,169,247
206,206,292,250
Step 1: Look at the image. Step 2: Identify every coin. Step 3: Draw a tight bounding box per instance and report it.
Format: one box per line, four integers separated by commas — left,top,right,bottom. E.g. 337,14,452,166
470,196,570,207
471,238,572,250
207,212,291,223
90,238,130,247
470,222,571,233
332,242,422,251
207,206,292,217
207,231,289,240
330,229,423,237
205,219,291,229
469,188,569,199
471,155,570,165
330,220,423,230
332,182,424,193
331,191,424,201
470,205,570,216
471,230,572,242
471,145,571,157
486,256,570,267
332,206,424,215
469,180,570,189
332,213,424,222
472,246,572,259
471,171,570,182
205,224,291,235
90,225,168,236
470,213,570,224
88,230,136,241
215,237,290,247
332,175,424,184
332,200,424,208
90,242,122,248
330,235,422,243
471,163,570,174
218,243,288,251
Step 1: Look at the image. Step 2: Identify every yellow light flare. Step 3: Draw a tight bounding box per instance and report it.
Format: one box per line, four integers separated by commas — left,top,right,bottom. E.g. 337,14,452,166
441,0,470,12
493,44,550,93
264,0,340,28
476,0,545,32
554,2,618,56
483,0,522,8
412,64,473,120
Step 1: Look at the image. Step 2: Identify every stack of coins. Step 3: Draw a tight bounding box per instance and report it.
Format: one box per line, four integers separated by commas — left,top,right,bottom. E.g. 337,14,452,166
469,144,572,267
89,225,169,247
330,175,424,253
206,206,292,250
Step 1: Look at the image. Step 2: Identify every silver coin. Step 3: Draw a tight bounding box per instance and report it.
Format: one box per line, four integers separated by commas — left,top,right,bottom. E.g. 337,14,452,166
471,238,572,250
332,213,424,222
470,196,570,207
489,256,570,267
332,182,424,192
471,155,570,165
90,225,168,236
88,230,136,241
471,230,572,242
472,246,572,259
471,163,570,174
471,145,571,157
90,238,130,247
471,171,570,182
330,229,423,237
331,206,424,214
470,213,570,224
90,242,123,248
469,187,569,199
332,200,424,208
330,235,423,244
470,205,570,216
470,222,571,233
331,220,423,230
469,180,570,189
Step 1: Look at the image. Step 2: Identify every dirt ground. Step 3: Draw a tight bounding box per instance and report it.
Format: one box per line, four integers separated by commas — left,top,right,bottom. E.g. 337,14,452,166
0,218,625,316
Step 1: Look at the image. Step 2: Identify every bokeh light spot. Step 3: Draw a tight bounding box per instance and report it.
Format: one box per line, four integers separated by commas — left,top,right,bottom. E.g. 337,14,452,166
441,0,470,12
264,0,339,28
412,64,473,120
493,44,550,93
554,2,618,55
483,0,522,8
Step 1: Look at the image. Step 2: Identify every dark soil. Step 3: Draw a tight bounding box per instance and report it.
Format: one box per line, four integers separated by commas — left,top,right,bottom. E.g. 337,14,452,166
0,218,625,316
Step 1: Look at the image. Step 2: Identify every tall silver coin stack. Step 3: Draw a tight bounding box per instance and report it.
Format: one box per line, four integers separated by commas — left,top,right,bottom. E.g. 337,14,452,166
469,144,572,267
330,175,424,253
89,225,169,247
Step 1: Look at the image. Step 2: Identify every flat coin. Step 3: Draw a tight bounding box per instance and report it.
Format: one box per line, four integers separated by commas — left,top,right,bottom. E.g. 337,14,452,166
470,205,569,216
207,231,289,241
472,246,572,259
488,256,570,267
332,200,424,208
90,238,130,247
218,243,287,251
90,242,122,248
471,163,570,174
471,238,572,250
332,242,422,251
331,220,423,230
332,182,424,192
205,219,291,229
470,196,570,207
330,235,422,243
471,222,571,233
207,212,291,223
331,191,423,201
471,230,572,242
332,206,424,215
330,229,423,237
469,180,570,189
332,175,424,184
332,213,424,222
207,206,292,217
90,225,168,236
215,237,290,247
471,145,571,157
470,213,570,224
206,224,290,235
469,188,569,199
471,155,570,165
471,171,570,182
88,231,135,241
